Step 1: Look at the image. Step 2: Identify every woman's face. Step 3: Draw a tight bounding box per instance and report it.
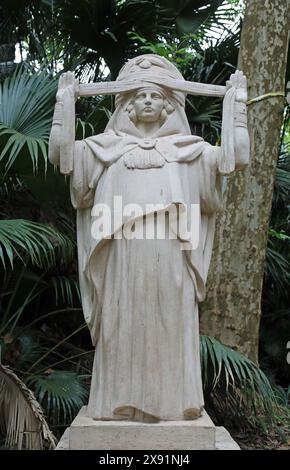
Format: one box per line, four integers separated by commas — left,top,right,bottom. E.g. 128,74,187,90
133,89,164,123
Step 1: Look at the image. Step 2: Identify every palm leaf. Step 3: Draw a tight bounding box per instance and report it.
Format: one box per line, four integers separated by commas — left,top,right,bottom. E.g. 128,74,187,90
157,0,229,37
200,335,276,410
50,275,81,305
0,219,74,269
27,370,88,423
0,364,56,449
272,145,290,205
265,244,290,293
0,66,57,174
273,167,290,204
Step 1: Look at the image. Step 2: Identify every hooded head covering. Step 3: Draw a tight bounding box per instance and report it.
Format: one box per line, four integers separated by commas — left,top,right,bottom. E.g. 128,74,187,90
105,54,191,138
115,54,186,107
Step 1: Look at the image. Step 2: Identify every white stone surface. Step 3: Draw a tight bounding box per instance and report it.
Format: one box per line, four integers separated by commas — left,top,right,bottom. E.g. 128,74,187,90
55,414,240,450
215,427,240,450
68,407,215,450
49,55,250,424
55,427,69,450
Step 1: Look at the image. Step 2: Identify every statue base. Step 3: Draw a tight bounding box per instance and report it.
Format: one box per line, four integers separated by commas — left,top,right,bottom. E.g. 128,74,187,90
55,406,239,450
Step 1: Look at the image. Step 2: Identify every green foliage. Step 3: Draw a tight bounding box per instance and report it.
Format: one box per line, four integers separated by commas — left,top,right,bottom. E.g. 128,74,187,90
51,276,81,306
201,335,277,416
27,370,88,423
0,0,242,78
76,95,113,137
201,335,290,442
0,66,57,174
265,245,290,294
1,331,45,370
0,0,288,449
0,219,74,269
260,110,290,390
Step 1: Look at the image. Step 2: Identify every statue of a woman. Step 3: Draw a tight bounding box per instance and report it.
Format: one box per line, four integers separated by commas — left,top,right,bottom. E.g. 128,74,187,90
49,55,249,422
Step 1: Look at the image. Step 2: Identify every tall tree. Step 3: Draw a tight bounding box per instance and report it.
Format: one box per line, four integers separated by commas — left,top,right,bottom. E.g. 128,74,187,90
200,0,290,363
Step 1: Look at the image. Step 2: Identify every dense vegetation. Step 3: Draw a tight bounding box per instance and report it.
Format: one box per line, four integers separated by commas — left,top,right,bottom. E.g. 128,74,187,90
0,0,289,449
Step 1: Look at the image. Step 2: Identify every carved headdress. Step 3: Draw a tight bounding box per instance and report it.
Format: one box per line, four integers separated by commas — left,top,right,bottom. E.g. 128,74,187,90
115,54,186,107
109,54,237,175
58,53,238,176
104,54,192,141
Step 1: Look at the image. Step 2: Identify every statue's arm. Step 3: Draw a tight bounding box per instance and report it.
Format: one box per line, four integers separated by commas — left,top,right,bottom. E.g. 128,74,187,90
48,101,62,166
48,72,79,174
233,102,250,170
228,71,250,170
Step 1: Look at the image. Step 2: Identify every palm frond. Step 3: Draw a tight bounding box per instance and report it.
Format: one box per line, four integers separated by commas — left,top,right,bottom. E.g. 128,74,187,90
0,364,56,449
0,176,25,199
273,167,290,205
265,244,290,293
50,275,81,306
200,335,282,431
0,66,57,174
27,370,88,423
200,335,276,408
0,219,74,269
75,117,95,140
76,95,113,137
157,0,239,39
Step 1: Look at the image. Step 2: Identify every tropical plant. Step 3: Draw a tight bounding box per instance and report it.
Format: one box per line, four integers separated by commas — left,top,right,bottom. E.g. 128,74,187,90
0,66,89,443
0,0,289,450
0,65,57,174
0,363,56,449
200,335,279,428
260,109,290,389
0,265,90,444
0,219,73,269
0,214,88,438
27,370,89,424
0,0,243,77
200,335,290,450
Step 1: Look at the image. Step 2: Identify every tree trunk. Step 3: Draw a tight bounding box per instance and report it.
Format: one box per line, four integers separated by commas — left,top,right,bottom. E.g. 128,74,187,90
200,0,290,363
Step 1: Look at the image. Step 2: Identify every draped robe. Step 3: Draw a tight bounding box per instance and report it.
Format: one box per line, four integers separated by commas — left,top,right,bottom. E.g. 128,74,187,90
70,99,223,421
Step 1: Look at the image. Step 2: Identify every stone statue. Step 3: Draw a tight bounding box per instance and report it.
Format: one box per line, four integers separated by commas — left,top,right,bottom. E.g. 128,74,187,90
49,55,249,423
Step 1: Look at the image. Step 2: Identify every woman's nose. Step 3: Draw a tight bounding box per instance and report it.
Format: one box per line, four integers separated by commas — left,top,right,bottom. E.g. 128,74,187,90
144,94,152,104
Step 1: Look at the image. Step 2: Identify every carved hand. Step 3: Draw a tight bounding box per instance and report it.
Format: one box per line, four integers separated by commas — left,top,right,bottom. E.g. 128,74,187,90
226,70,247,103
49,72,78,172
226,71,250,170
56,71,79,103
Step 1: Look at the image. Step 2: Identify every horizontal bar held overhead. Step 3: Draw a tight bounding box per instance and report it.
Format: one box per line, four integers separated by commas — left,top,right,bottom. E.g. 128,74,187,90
78,78,227,98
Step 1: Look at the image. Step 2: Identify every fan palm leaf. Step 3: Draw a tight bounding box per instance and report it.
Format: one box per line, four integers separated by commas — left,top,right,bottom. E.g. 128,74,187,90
200,335,276,412
0,364,56,449
27,370,88,423
0,66,57,174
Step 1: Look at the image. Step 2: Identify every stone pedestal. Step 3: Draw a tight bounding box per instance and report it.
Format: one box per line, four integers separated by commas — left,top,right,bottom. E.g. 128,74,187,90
62,406,219,450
